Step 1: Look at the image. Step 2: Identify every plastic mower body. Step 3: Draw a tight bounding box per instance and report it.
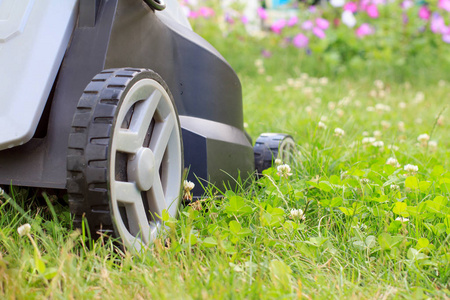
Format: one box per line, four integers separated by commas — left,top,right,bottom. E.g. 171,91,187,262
0,0,294,250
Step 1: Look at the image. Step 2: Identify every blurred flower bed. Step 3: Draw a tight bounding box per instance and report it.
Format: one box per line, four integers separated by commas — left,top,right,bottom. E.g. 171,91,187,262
179,0,450,80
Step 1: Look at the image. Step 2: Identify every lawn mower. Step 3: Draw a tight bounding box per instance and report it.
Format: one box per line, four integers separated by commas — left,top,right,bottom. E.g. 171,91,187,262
0,0,295,251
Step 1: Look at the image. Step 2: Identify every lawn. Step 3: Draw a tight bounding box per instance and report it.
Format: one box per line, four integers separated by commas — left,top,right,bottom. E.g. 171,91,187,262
1,1,450,299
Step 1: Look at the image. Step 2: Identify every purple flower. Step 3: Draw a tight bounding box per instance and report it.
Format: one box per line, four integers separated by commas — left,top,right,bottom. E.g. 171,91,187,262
366,4,379,18
344,2,358,13
257,7,268,20
402,13,408,25
313,27,326,39
356,23,374,37
315,18,329,30
293,33,309,48
418,6,431,20
261,49,272,58
439,0,450,12
443,34,450,43
225,13,234,24
287,16,298,27
271,19,287,34
401,0,413,9
302,20,314,30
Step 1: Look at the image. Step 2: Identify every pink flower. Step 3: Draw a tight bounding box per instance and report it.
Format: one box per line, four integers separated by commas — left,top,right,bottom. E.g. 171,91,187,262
257,7,268,20
271,19,287,34
356,23,374,37
313,27,326,39
431,13,445,33
344,2,358,13
198,7,215,18
287,16,298,27
188,11,199,19
418,6,431,20
366,4,379,18
241,15,249,24
360,0,370,10
439,0,450,12
315,18,329,30
302,20,314,30
293,33,309,48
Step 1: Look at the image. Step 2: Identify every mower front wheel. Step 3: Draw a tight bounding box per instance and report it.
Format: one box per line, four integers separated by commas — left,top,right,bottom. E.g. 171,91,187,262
253,133,296,175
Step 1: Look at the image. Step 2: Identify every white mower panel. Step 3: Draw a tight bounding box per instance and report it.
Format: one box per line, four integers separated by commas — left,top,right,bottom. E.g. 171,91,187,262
0,0,77,150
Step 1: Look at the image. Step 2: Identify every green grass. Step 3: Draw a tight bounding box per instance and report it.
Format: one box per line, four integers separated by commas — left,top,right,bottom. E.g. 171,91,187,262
1,17,450,300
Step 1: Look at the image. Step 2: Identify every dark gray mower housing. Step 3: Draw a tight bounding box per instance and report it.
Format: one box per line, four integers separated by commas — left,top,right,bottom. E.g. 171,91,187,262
0,0,293,250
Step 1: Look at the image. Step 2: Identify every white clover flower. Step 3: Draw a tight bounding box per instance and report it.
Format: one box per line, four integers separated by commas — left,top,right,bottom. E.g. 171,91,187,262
395,217,409,223
318,121,327,129
369,90,377,98
373,130,382,138
183,180,195,191
372,141,384,148
417,133,430,143
334,128,345,137
362,137,376,144
277,164,293,178
361,178,370,184
287,78,295,86
398,102,407,109
397,121,405,132
388,145,400,151
362,131,369,137
320,116,328,122
366,106,375,112
386,157,398,166
328,102,336,110
428,140,438,152
378,90,386,98
438,80,446,87
289,208,306,220
17,224,31,237
404,164,419,173
415,118,423,124
305,106,313,114
381,120,391,129
319,77,329,85
266,76,273,82
336,108,344,118
254,59,263,67
0,187,4,196
414,92,425,104
243,122,248,128
354,100,362,107
437,115,444,126
274,158,283,165
374,80,384,90
390,184,400,190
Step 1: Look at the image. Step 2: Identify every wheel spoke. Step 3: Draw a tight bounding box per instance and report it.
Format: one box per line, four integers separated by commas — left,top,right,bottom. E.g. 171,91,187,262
114,130,141,154
148,173,166,219
127,199,151,244
133,89,162,140
150,114,175,167
114,181,141,204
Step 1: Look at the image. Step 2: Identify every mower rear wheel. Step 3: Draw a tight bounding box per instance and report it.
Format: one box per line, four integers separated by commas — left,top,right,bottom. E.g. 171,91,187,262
67,68,183,251
253,133,296,175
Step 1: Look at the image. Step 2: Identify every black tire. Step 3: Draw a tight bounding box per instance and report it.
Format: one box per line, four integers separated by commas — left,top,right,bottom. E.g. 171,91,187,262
253,133,296,175
67,68,183,251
